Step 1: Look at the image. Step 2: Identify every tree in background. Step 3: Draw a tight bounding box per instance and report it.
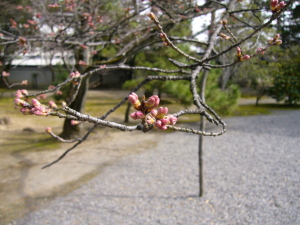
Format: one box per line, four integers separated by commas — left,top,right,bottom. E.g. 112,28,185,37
268,46,300,105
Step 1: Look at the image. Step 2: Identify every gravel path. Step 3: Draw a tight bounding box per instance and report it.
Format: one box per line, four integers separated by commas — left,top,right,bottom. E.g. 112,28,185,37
11,110,300,225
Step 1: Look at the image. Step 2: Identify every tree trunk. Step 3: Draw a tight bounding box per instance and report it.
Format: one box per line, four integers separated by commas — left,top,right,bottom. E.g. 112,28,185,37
60,75,90,139
124,102,131,123
198,69,209,197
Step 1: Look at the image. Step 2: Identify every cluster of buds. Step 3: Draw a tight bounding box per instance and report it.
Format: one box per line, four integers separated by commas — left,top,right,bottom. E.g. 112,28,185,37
70,71,81,85
14,90,55,116
128,92,178,131
236,47,250,61
270,0,286,13
268,33,282,46
219,33,230,40
18,37,27,47
10,18,17,28
48,3,59,8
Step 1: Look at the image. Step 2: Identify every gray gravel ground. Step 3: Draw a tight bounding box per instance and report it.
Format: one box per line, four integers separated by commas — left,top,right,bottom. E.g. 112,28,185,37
11,110,300,225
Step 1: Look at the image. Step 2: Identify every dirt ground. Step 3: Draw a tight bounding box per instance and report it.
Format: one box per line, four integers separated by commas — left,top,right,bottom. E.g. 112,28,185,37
0,90,160,224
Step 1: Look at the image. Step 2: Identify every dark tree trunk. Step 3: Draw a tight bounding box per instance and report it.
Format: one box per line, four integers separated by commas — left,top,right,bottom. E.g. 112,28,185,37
60,76,90,139
198,69,209,197
124,102,131,123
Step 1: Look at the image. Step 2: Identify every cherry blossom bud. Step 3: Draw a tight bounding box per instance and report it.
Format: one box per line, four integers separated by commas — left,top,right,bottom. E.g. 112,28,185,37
279,1,286,9
257,47,266,55
160,33,167,41
2,71,10,77
150,109,158,117
128,92,141,109
275,40,282,45
155,119,168,130
71,120,80,125
31,98,41,107
236,47,242,57
270,0,278,11
21,89,28,96
36,13,42,19
33,105,50,116
240,55,251,61
145,95,160,109
20,107,33,115
268,39,274,45
21,80,28,85
148,12,156,20
78,60,87,66
15,90,24,98
45,127,52,133
167,115,178,125
14,98,30,107
130,111,145,120
146,115,156,125
56,90,62,95
274,33,280,40
220,33,230,40
37,93,47,99
49,101,58,109
156,107,168,119
62,101,67,107
70,71,80,78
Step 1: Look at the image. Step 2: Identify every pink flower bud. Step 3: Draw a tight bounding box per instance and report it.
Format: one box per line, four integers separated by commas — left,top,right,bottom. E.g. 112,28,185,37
148,12,156,20
21,80,28,85
31,98,41,107
274,33,280,40
236,47,242,57
130,111,145,120
145,95,160,109
128,92,138,103
33,105,50,116
146,115,156,125
155,119,168,130
2,71,10,77
20,107,33,115
45,127,52,133
156,107,168,119
150,109,158,117
71,120,80,125
37,93,47,99
278,1,286,9
240,55,250,61
49,101,58,109
275,40,282,45
78,60,87,66
70,71,80,78
167,115,178,125
15,90,24,98
270,0,278,11
21,89,28,96
14,98,30,107
62,101,67,107
256,47,266,55
128,92,141,109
